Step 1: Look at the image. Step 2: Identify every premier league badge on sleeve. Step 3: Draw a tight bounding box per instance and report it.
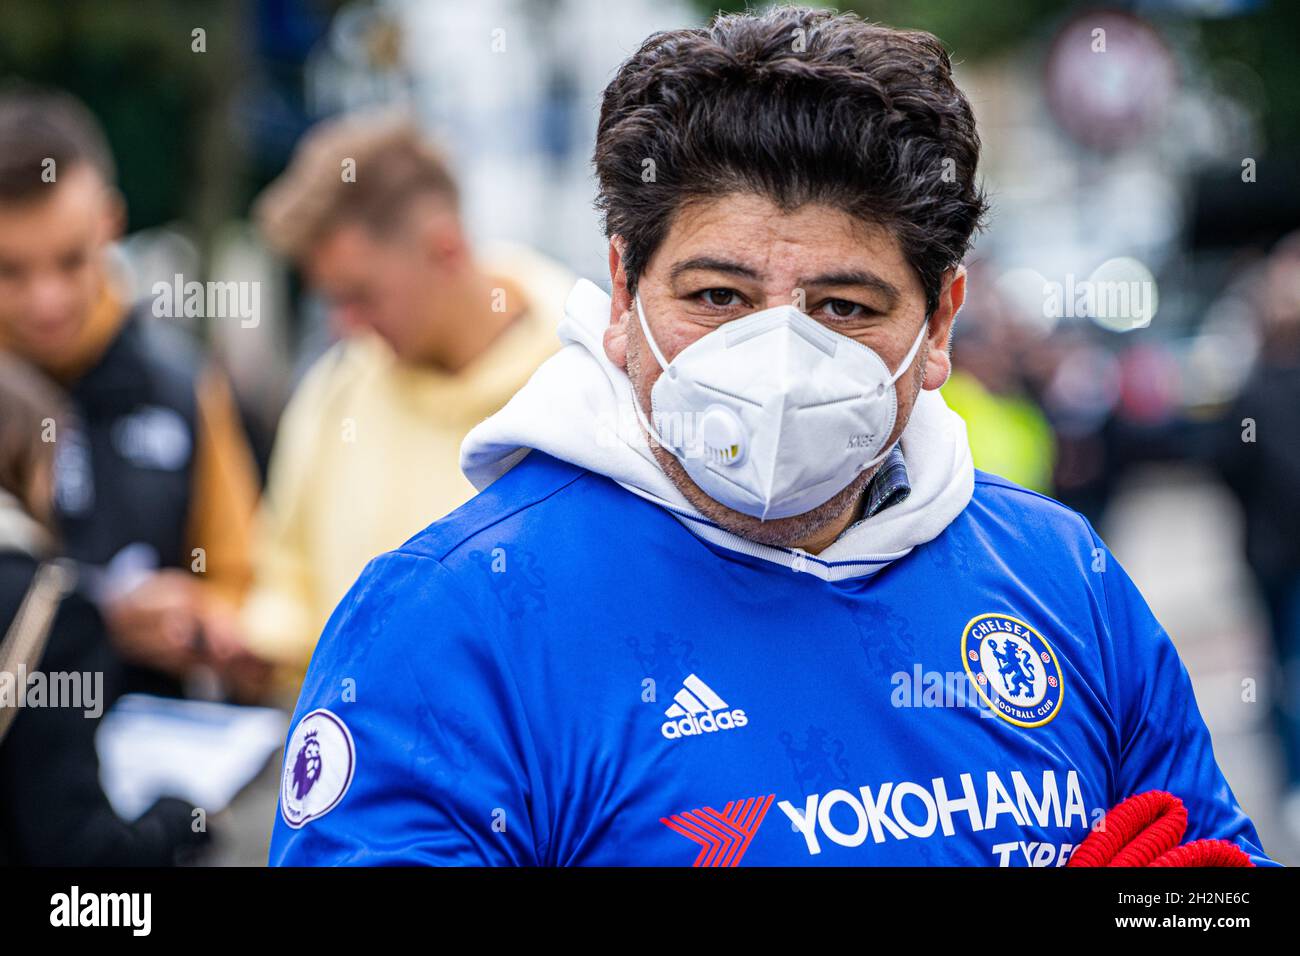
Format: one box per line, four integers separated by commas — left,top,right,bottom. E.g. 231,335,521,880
962,614,1064,728
280,709,356,828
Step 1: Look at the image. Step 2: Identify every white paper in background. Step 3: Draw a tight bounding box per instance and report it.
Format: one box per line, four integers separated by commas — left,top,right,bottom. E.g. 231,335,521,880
96,694,289,822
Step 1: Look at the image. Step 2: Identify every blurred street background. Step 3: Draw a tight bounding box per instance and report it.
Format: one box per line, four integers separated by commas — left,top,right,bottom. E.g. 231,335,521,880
1,0,1297,866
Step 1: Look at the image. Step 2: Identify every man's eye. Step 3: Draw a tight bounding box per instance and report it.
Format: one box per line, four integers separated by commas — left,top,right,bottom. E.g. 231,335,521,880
819,298,867,319
700,288,741,308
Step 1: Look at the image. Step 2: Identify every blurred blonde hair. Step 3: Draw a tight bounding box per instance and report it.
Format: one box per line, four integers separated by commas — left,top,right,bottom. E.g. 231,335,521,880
254,111,459,260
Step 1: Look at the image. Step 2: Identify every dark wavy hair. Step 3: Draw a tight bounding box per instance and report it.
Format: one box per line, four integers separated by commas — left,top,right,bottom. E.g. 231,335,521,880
594,6,990,315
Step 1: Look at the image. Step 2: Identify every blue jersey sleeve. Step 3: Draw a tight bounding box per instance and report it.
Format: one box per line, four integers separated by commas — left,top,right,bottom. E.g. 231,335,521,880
269,550,548,866
1088,525,1277,866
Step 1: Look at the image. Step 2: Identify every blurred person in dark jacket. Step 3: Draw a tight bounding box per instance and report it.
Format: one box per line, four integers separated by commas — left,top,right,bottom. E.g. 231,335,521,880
0,353,211,865
0,84,266,701
1216,231,1300,839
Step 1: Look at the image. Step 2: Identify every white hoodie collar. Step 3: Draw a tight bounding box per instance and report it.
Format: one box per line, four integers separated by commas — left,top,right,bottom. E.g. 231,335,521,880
461,278,974,581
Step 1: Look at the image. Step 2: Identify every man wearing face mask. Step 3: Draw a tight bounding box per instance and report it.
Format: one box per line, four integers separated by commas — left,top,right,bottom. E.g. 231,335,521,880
270,7,1274,866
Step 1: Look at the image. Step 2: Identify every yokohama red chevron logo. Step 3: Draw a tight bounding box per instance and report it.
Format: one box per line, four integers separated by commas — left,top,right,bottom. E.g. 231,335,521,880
660,794,775,867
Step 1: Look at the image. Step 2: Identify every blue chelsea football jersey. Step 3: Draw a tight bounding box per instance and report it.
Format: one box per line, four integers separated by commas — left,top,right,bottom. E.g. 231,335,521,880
268,451,1276,867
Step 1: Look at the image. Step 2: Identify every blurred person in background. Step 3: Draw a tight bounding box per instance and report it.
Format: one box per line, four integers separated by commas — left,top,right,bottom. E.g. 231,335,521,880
943,266,1055,495
243,113,574,690
1215,231,1300,840
0,353,211,864
0,84,265,702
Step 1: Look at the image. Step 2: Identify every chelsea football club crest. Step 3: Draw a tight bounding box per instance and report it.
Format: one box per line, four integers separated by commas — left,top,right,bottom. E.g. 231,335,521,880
280,709,355,828
961,613,1064,728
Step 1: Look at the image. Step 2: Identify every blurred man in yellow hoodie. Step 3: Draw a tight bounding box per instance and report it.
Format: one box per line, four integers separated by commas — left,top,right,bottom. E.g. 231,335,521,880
245,114,574,687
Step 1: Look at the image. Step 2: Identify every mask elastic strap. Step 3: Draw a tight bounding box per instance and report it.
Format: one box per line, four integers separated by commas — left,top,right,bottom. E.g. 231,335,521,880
634,294,672,372
629,379,674,454
629,294,674,451
860,316,931,472
886,315,931,388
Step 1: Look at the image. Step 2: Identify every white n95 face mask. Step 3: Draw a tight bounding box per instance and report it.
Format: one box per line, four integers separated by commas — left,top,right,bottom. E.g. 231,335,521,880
630,294,929,521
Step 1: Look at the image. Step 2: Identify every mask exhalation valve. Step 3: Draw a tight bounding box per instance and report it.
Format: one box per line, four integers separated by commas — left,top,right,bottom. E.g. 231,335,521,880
699,404,746,466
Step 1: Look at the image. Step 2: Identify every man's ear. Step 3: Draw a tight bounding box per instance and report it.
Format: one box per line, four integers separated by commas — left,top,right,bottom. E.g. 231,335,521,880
921,264,967,391
417,202,468,271
604,236,631,369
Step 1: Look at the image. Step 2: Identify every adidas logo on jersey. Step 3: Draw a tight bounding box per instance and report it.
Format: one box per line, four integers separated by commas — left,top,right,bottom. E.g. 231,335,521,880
661,674,748,740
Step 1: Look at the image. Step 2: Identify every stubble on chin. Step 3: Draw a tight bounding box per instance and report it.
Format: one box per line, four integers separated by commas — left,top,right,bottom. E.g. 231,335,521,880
660,445,878,548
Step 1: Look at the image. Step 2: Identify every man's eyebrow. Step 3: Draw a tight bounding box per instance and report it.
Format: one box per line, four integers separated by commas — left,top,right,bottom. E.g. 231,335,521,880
801,270,902,307
668,256,762,283
667,258,903,307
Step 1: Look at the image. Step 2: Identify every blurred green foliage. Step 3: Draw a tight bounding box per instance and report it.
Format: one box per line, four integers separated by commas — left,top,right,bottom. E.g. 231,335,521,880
1197,1,1300,150
700,0,1300,149
0,0,240,231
